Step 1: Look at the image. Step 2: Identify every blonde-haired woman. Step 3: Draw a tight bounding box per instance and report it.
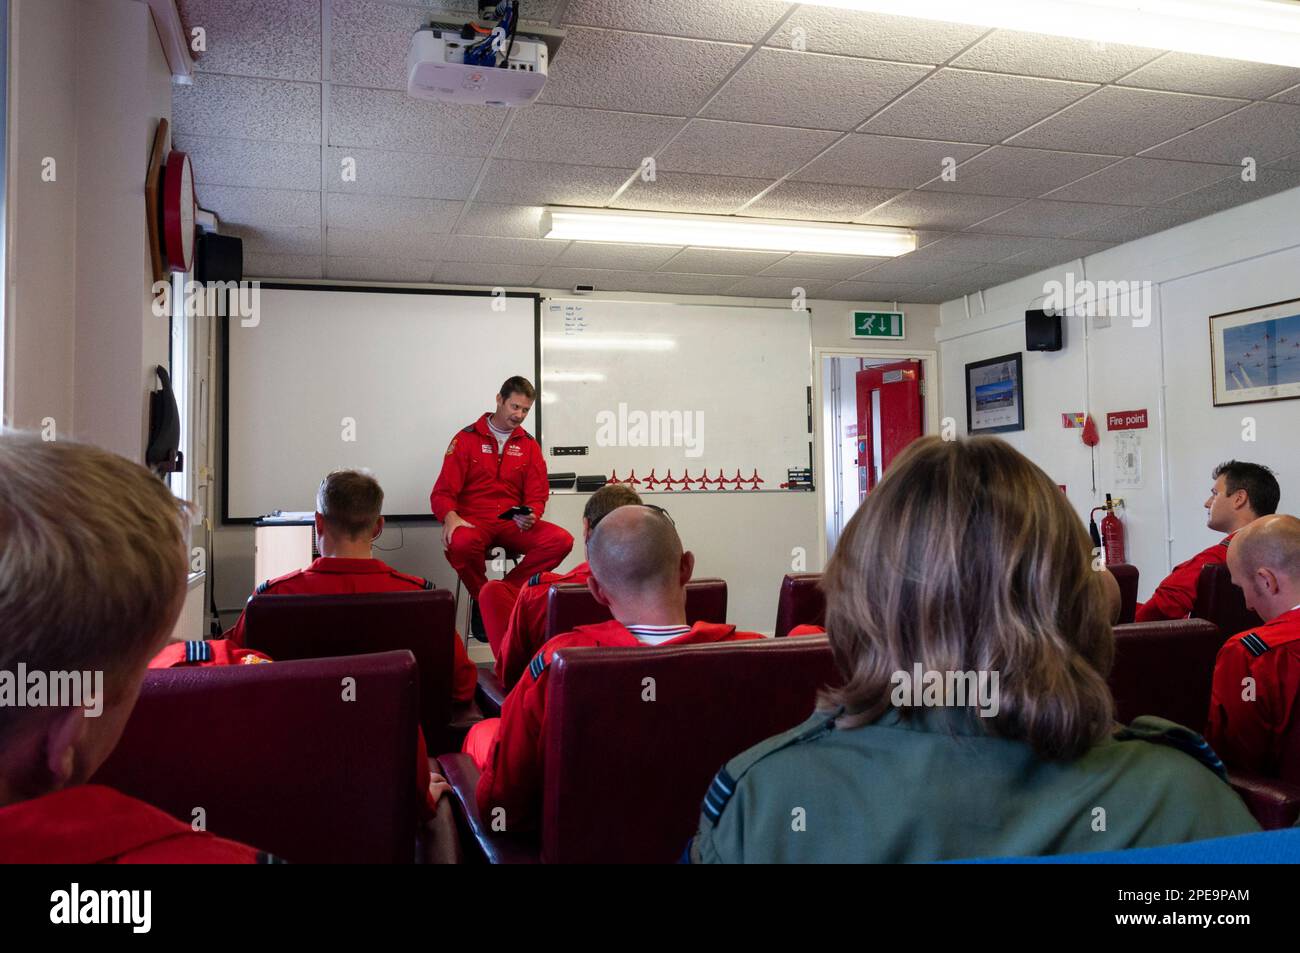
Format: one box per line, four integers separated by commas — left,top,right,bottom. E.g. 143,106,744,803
692,436,1258,863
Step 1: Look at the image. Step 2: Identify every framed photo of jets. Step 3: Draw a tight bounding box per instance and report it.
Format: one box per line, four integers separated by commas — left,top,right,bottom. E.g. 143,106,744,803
1210,297,1300,407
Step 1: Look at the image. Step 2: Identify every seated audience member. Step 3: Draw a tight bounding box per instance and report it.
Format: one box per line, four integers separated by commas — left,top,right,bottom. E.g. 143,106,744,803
691,436,1259,863
1206,515,1300,774
463,505,762,831
480,483,642,688
225,469,477,704
0,433,267,863
1136,461,1280,622
150,640,271,668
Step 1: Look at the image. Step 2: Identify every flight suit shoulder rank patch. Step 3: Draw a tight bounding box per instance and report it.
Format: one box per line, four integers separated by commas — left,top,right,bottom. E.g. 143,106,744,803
1118,716,1228,781
528,651,550,681
701,766,736,827
422,578,434,590
529,573,543,586
255,579,272,594
1240,632,1271,657
184,640,213,663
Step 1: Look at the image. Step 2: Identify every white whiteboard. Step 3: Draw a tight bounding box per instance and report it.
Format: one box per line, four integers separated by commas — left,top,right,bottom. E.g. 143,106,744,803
540,299,812,489
225,287,536,520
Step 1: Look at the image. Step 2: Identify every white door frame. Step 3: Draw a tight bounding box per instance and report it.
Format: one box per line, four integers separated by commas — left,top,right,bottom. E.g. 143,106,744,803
813,345,940,566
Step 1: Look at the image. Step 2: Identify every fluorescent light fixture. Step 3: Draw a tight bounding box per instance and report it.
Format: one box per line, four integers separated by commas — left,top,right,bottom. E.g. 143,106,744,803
541,207,916,257
808,0,1300,68
543,336,677,352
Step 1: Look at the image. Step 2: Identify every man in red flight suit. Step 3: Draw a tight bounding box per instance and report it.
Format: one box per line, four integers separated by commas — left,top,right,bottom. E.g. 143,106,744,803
1136,460,1280,622
1206,514,1300,775
226,469,477,704
0,433,267,863
463,504,763,832
430,377,574,627
481,483,642,687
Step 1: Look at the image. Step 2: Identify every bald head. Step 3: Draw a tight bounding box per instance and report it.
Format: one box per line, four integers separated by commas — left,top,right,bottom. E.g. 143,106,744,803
1227,514,1300,622
587,505,684,600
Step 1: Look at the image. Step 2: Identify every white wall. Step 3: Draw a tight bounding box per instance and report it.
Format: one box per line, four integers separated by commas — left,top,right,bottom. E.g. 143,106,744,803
938,186,1300,600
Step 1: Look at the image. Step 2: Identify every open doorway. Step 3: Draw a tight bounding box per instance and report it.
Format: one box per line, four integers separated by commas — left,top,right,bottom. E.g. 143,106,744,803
821,352,933,555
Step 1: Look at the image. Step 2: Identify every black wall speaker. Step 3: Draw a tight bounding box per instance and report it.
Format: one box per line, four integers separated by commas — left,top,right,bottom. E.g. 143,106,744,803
195,232,243,284
1026,308,1063,351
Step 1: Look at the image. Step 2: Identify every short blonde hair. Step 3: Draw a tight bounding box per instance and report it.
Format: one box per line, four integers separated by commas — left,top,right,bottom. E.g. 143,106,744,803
316,469,383,538
0,433,191,733
822,436,1115,761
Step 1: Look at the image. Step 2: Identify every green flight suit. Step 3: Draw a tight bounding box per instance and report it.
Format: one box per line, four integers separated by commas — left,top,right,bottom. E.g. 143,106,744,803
691,708,1260,863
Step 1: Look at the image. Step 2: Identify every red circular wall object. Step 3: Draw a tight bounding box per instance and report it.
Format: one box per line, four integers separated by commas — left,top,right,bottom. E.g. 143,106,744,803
162,150,195,273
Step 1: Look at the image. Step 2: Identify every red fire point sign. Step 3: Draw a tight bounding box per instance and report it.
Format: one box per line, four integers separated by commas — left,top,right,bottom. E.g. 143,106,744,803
1106,409,1148,430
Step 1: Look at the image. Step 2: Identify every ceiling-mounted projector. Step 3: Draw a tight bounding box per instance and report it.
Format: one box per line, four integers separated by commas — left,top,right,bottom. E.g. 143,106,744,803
407,7,561,108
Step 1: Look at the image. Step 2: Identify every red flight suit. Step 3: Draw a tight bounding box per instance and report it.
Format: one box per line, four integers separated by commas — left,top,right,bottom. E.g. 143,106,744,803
465,619,763,832
224,556,477,703
149,639,272,668
1134,535,1233,622
0,785,266,863
1205,605,1300,775
430,414,573,599
488,562,593,689
786,624,825,637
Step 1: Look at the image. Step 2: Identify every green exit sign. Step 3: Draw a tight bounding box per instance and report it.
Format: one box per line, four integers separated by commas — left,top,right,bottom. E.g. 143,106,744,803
853,311,905,339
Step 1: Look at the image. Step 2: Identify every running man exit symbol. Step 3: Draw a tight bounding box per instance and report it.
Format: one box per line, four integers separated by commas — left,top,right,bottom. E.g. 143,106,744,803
853,311,905,339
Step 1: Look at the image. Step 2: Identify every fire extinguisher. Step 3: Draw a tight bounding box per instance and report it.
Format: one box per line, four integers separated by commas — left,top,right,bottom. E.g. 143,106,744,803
1089,493,1126,565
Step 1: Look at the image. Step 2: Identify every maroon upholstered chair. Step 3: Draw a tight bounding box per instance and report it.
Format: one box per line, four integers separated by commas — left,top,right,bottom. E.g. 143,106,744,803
1193,562,1263,638
240,589,471,751
774,572,826,637
93,651,420,863
1108,563,1139,625
441,635,839,863
1108,618,1226,732
543,578,728,642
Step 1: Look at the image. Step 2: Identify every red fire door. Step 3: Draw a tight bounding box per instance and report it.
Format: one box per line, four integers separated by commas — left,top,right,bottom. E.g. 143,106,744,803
856,360,923,491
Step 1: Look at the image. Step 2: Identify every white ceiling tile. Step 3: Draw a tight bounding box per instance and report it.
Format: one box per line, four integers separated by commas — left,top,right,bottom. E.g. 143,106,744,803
198,185,322,229
326,257,438,282
225,224,323,256
1064,205,1204,242
860,69,1096,144
474,159,631,205
1273,84,1300,104
327,227,448,259
1007,87,1244,155
499,105,683,167
853,256,979,283
1141,102,1300,165
766,9,987,64
539,28,748,115
857,191,1023,230
619,272,751,295
702,49,933,130
904,232,1044,262
1118,53,1300,100
792,135,985,189
1275,151,1300,171
244,252,323,279
740,181,900,222
454,203,547,238
329,85,506,155
431,261,546,287
441,235,567,265
612,172,773,214
324,146,484,198
1043,157,1235,206
657,120,841,178
174,73,321,143
968,199,1132,238
562,0,792,43
552,241,684,271
1162,163,1300,213
1000,237,1117,269
950,31,1162,83
918,146,1118,198
177,134,320,191
326,192,462,231
178,0,322,82
330,0,428,91
658,247,787,275
819,281,932,302
723,276,836,299
759,253,888,280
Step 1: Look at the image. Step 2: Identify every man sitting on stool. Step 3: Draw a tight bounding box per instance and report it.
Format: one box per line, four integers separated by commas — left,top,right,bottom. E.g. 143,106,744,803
430,376,573,639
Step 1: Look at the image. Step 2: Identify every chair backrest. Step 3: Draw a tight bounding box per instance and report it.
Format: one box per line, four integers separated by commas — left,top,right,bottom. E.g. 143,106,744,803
774,572,826,637
1193,562,1263,637
544,578,728,641
540,635,839,863
1108,619,1226,732
1108,563,1139,624
241,589,457,749
93,651,420,863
